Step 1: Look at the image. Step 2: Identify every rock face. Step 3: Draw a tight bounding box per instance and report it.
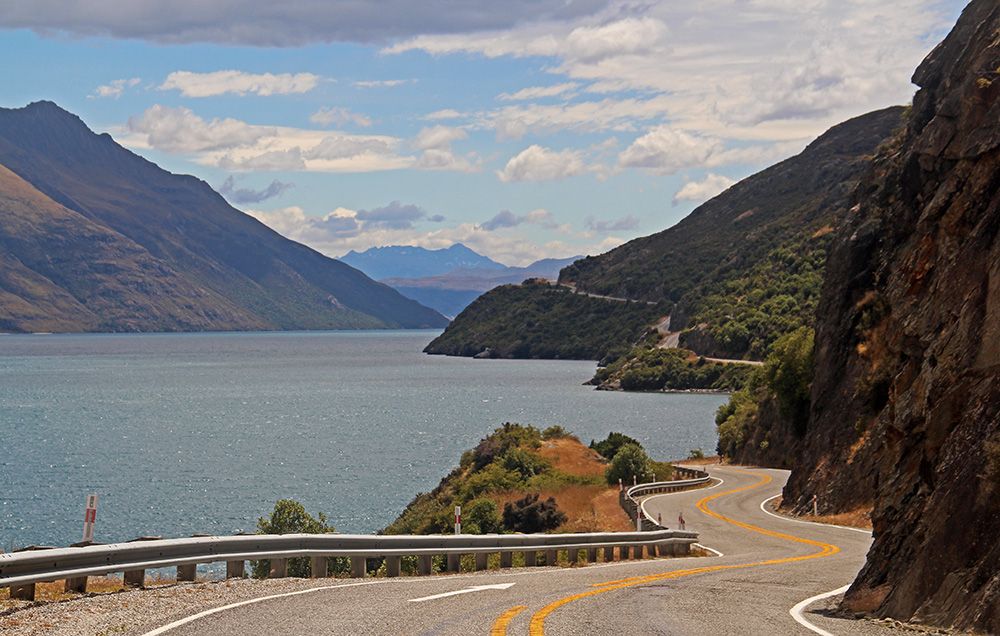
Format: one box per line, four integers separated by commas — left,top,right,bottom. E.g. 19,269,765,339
778,1,1000,630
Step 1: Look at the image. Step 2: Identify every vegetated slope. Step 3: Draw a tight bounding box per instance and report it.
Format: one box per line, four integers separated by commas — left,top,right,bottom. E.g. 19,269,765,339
0,101,447,332
427,108,903,365
381,254,582,318
423,280,665,361
734,2,1000,630
562,107,904,359
0,163,259,333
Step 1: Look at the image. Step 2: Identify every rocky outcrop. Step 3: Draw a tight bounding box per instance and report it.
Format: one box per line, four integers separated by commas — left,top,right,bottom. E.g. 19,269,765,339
776,1,1000,631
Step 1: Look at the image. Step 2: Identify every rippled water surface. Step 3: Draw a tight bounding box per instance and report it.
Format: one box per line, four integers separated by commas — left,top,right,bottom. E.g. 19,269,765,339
0,331,725,548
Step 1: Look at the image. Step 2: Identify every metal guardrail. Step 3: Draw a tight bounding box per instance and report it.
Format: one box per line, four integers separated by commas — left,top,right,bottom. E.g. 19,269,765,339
0,528,699,599
620,467,712,530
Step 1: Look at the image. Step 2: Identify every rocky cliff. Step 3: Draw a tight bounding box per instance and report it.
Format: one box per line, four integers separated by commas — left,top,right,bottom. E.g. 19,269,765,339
773,0,1000,630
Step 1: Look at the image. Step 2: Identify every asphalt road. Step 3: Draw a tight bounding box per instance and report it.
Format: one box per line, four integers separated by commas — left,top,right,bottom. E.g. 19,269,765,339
135,466,892,636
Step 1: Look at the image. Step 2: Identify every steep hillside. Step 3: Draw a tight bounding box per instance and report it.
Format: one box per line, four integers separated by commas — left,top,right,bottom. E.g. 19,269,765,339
0,102,447,332
0,164,258,333
428,108,903,364
424,280,665,361
737,1,1000,630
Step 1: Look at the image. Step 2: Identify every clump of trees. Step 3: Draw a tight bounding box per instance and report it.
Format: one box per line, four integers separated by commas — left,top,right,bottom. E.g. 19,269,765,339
502,494,567,533
251,499,347,578
592,348,752,392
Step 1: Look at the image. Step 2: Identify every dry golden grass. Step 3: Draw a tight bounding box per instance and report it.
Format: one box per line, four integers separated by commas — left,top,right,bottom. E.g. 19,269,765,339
770,496,872,530
538,437,606,478
811,225,835,239
0,574,177,604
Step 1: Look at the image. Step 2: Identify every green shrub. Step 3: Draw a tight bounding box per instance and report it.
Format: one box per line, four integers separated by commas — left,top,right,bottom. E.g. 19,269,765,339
502,494,567,533
605,443,653,485
688,448,705,460
251,499,336,578
464,498,504,534
541,425,573,440
501,447,550,480
590,432,641,461
764,326,815,428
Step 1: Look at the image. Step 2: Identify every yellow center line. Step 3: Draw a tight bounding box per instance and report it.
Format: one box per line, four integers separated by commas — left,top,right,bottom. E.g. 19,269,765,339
490,605,528,636
489,469,841,636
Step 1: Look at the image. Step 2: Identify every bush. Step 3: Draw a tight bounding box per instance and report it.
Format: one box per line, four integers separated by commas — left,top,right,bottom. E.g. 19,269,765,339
251,499,336,578
541,425,572,440
590,431,641,461
471,423,542,469
502,494,567,533
605,443,653,486
688,448,705,460
501,447,550,480
764,327,815,427
464,498,504,534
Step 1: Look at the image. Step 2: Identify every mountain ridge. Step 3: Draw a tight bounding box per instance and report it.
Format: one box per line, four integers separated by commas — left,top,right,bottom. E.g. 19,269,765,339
0,101,448,332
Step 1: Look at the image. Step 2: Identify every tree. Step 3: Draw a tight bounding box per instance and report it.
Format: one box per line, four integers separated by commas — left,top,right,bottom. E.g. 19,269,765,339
251,499,337,578
604,443,653,486
590,431,641,460
464,498,503,534
764,326,815,428
502,494,567,533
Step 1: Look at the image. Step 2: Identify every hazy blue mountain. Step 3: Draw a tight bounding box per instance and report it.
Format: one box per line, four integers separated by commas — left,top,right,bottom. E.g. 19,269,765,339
340,244,505,280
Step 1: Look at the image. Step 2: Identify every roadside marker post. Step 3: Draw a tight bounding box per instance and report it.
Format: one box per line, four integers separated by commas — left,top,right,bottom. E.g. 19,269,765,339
82,493,98,543
454,505,461,535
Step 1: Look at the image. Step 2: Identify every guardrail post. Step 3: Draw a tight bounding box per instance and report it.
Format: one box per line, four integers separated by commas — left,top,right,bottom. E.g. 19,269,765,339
631,545,644,559
567,548,580,564
310,556,327,578
474,553,488,571
586,547,598,563
446,553,461,572
676,542,691,556
269,558,288,578
350,556,366,578
524,551,537,566
500,551,513,568
418,555,433,575
123,568,145,587
9,582,35,600
177,564,197,582
544,549,557,566
645,542,657,558
385,556,401,577
226,560,245,579
65,540,100,593
603,546,615,562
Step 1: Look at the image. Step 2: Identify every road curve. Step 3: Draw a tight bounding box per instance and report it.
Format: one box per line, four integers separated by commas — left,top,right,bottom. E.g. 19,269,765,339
131,466,890,636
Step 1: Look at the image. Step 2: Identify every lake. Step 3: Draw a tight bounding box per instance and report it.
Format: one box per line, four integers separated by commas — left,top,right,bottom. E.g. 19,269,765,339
0,331,726,550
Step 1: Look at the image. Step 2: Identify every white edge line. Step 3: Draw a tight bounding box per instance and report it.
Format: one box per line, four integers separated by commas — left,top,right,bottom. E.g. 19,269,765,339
758,495,872,535
790,584,851,636
691,543,724,557
139,543,712,635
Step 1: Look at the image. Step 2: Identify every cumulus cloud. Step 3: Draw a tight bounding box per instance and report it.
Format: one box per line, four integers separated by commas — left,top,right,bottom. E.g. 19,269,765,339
585,214,639,232
498,82,579,101
0,0,609,46
497,145,585,182
160,70,320,97
478,208,553,231
310,106,372,128
422,109,464,121
218,176,294,204
126,104,271,153
672,174,738,205
411,125,479,172
356,201,430,230
412,125,467,151
90,77,140,99
618,127,722,175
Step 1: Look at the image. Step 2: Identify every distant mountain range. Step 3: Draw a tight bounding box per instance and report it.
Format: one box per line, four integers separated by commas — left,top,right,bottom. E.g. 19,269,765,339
0,102,448,333
342,244,582,317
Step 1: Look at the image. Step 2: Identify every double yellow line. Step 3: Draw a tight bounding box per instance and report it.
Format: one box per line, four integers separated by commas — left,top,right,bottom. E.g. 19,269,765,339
490,469,840,635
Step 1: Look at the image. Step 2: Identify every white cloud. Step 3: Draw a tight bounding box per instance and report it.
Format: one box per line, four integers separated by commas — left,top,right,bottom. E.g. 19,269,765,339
90,77,140,99
497,145,586,182
618,127,721,175
160,70,320,97
672,173,737,205
585,214,639,232
478,208,555,231
562,17,668,62
422,109,465,121
310,106,373,128
126,104,271,153
120,105,478,174
498,82,579,101
412,125,467,151
353,79,415,88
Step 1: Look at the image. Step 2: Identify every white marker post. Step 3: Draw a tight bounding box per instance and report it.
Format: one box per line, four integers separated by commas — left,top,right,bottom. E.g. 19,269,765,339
82,493,98,543
454,505,461,535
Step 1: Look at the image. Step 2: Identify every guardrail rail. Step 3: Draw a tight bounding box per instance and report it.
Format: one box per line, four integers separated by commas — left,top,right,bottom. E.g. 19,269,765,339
619,466,712,530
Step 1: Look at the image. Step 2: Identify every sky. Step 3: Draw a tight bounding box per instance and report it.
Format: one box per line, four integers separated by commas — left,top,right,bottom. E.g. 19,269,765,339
0,0,965,265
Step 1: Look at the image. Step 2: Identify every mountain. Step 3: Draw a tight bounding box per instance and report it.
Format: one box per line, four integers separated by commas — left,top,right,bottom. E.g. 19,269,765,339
341,243,582,318
340,244,505,280
725,2,1000,630
426,106,904,362
0,102,447,333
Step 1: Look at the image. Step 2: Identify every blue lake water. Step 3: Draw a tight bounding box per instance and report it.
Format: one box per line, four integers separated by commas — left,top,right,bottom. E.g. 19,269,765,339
0,331,726,550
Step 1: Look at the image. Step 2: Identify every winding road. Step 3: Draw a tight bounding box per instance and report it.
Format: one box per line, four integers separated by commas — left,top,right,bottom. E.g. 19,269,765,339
130,465,892,636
